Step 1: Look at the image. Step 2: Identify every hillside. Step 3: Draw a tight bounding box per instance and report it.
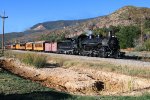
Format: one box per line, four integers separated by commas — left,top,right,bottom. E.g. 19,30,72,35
30,19,91,31
3,6,150,44
97,6,150,27
0,32,25,46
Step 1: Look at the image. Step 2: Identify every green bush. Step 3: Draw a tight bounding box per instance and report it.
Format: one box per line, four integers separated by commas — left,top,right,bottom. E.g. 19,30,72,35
32,55,47,68
22,53,47,68
22,54,34,65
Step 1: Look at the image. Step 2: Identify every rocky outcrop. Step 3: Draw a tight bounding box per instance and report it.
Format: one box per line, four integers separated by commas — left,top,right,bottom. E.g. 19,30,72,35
33,25,46,31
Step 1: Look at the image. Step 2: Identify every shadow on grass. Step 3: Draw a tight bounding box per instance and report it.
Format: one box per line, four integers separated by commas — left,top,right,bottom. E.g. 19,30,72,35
0,91,73,100
44,63,61,68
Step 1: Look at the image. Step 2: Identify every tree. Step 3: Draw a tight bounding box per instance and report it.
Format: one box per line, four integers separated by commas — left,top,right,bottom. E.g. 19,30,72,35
144,19,150,29
93,27,108,36
40,32,66,42
116,26,140,48
143,20,150,35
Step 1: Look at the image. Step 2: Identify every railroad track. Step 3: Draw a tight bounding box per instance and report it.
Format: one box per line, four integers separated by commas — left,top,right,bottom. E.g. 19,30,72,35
125,51,150,58
10,50,150,68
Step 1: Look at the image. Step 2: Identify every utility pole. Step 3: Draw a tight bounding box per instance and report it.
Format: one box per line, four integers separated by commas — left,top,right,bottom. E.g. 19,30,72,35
0,11,8,54
140,18,143,44
140,10,144,44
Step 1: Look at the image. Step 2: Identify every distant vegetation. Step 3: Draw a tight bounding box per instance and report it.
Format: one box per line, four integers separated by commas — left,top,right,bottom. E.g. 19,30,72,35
40,32,67,42
31,20,89,30
92,19,150,50
0,32,25,48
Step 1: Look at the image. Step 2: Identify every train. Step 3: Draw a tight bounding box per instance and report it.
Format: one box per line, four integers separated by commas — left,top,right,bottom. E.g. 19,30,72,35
5,31,125,58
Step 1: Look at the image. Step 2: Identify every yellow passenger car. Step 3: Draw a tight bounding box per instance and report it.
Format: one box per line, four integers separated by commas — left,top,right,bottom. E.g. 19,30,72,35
11,44,16,50
16,43,26,50
25,42,33,51
33,41,45,51
16,44,20,50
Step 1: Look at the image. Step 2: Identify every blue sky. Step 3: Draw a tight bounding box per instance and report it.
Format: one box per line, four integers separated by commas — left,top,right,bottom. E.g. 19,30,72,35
0,0,150,33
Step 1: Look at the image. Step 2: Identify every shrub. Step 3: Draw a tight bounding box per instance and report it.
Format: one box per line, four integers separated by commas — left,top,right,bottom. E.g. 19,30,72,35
4,52,47,68
22,54,34,65
144,39,150,51
32,55,47,68
22,53,47,68
135,39,150,51
134,44,146,51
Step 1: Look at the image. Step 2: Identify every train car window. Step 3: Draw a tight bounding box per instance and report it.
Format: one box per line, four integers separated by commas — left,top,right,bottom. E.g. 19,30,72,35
27,44,32,47
35,43,43,47
20,44,25,46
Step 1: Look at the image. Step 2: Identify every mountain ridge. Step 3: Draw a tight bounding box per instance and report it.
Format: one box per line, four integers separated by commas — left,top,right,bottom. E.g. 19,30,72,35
2,5,150,45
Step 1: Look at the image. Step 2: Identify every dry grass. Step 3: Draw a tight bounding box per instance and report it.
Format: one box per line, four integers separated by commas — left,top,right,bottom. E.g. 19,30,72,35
47,56,150,79
4,51,150,79
4,51,47,68
2,51,150,96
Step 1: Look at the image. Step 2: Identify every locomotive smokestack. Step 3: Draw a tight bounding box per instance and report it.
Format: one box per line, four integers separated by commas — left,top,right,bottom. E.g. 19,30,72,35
87,30,93,35
85,24,95,39
108,31,113,38
87,30,93,39
85,29,93,39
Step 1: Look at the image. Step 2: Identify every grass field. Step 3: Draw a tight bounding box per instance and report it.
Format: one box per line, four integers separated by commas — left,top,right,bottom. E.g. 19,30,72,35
0,69,150,100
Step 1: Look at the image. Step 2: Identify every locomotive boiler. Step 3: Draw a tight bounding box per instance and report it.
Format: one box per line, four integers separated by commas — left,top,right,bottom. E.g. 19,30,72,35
75,31,123,58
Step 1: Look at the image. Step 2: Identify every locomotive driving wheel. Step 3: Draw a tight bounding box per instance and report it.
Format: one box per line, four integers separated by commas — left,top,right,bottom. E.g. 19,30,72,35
114,51,121,59
100,47,108,58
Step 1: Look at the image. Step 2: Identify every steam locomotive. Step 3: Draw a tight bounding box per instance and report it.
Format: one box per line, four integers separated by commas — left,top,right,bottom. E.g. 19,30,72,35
6,31,124,58
57,31,124,58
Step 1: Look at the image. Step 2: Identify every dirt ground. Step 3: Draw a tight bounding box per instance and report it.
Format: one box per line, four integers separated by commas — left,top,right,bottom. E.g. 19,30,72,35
0,58,102,95
0,57,150,96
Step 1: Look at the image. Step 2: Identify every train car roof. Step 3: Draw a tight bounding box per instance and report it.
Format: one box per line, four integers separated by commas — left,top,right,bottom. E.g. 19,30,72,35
16,43,26,45
11,44,16,45
34,41,50,43
5,44,11,46
26,42,34,44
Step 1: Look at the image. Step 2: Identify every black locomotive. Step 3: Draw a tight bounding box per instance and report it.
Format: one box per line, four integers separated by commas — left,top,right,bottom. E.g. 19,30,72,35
57,31,124,58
